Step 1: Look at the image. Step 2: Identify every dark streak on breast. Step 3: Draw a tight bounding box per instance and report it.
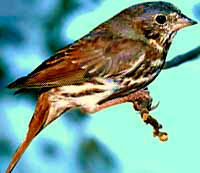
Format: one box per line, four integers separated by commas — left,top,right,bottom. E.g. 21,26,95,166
61,88,105,97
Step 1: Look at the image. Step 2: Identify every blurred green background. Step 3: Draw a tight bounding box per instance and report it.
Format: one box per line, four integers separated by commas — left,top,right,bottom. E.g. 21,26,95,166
0,0,200,172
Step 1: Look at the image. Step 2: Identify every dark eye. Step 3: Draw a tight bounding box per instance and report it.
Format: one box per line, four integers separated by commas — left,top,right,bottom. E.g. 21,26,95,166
155,15,166,24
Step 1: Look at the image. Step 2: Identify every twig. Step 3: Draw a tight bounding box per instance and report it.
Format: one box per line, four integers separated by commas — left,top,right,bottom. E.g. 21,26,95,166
164,46,200,70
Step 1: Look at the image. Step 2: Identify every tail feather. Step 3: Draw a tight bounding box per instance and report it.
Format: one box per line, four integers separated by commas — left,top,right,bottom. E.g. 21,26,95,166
5,92,50,173
7,77,27,89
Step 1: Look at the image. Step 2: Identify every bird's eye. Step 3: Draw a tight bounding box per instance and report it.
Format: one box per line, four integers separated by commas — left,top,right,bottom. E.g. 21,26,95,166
155,15,166,24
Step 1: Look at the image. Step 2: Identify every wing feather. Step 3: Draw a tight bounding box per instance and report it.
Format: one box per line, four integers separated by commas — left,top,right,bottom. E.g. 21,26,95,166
8,33,146,89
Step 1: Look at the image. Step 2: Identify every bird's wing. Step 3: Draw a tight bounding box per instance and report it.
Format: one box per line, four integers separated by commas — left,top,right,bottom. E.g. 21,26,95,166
7,34,146,89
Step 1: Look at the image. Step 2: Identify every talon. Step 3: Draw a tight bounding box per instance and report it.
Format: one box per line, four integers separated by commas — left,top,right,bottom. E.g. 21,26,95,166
151,101,160,111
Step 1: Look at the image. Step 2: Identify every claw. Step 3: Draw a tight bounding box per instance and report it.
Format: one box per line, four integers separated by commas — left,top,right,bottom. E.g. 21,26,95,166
130,89,168,142
151,101,160,111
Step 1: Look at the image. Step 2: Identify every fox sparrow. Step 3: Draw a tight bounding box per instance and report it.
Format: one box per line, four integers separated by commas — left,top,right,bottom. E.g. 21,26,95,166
6,1,197,172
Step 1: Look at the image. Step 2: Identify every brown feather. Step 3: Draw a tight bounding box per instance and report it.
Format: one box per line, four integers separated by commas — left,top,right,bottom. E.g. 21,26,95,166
6,92,50,173
8,32,147,89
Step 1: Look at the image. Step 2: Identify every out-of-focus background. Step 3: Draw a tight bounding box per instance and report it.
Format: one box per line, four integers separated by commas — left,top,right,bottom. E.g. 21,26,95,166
0,0,200,172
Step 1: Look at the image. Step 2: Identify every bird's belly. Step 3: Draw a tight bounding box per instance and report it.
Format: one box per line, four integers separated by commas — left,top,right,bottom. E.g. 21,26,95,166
48,56,164,113
48,78,120,113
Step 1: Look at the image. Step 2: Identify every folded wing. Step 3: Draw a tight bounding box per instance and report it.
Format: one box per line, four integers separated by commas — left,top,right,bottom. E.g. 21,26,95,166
8,32,146,89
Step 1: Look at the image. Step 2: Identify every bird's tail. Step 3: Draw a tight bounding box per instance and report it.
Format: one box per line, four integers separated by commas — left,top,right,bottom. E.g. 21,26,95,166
5,92,50,173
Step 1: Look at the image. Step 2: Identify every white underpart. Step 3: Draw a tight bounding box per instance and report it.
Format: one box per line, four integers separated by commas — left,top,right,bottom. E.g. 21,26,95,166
45,58,162,125
57,78,117,93
46,78,119,124
46,90,113,125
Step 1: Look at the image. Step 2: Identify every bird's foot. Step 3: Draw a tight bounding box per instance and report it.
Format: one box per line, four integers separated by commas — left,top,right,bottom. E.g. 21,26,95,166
81,88,168,141
132,90,168,142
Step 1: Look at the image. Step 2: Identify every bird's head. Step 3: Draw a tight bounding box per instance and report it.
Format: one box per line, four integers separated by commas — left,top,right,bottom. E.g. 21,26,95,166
129,1,197,49
108,1,197,51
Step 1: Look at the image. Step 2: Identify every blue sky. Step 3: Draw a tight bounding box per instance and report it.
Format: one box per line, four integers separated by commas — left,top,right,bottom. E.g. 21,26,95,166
2,0,200,172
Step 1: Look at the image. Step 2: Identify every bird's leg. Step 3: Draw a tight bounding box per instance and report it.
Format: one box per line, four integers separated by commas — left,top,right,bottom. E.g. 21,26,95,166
81,89,150,113
82,89,168,141
132,90,168,142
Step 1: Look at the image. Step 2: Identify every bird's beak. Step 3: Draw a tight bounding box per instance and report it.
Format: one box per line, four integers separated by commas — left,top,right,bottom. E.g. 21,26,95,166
172,14,197,31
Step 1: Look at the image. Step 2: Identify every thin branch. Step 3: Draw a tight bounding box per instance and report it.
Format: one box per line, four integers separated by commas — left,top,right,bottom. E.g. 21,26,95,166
164,46,200,70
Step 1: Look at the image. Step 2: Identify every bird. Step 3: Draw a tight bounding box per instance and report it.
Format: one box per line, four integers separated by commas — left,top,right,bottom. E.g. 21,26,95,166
6,1,197,172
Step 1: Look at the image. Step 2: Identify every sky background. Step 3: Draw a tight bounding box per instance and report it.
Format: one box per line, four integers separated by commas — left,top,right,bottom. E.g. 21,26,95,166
0,0,200,173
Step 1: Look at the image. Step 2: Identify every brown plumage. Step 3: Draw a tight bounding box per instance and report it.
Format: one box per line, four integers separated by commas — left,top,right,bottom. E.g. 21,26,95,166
6,1,197,172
